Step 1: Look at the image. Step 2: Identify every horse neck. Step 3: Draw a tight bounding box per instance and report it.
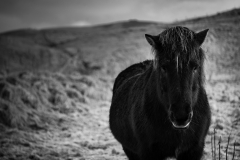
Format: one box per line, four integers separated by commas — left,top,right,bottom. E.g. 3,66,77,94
144,68,165,109
145,66,158,92
143,68,169,123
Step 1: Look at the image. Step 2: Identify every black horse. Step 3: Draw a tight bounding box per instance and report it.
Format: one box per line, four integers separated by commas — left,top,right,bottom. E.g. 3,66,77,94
109,26,211,160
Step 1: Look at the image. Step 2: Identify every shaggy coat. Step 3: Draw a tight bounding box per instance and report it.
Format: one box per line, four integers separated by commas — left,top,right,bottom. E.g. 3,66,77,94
109,26,211,160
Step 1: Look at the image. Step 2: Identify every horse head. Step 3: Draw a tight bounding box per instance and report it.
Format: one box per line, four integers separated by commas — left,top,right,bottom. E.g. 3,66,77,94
145,26,208,129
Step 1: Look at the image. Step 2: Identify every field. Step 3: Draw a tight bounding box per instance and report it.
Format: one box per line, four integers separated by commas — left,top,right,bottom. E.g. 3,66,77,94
0,8,240,160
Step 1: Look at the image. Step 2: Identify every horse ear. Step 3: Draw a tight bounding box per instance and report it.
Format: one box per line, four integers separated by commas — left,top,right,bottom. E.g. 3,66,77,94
195,29,209,46
145,34,158,47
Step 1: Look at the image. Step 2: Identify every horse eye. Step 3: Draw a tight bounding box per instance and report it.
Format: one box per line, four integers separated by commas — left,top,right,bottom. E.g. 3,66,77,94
192,64,199,72
190,62,199,72
161,65,168,73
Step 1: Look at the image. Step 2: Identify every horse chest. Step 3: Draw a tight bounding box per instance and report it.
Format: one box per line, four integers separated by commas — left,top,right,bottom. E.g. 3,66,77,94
151,131,193,157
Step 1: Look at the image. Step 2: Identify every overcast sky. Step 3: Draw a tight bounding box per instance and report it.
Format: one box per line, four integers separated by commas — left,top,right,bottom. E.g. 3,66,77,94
0,0,240,32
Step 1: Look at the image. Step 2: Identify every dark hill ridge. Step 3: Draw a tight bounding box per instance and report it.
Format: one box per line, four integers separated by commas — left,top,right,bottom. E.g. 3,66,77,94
0,8,240,76
96,19,162,29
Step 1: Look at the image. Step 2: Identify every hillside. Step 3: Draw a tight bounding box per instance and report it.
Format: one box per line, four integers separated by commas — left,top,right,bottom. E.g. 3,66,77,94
0,8,240,160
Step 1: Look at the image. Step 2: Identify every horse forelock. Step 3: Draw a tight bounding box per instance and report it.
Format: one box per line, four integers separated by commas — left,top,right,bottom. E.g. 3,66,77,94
152,26,203,71
160,26,194,52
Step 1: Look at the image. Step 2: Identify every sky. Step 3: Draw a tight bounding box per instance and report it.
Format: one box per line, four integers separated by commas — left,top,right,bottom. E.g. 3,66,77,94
0,0,240,32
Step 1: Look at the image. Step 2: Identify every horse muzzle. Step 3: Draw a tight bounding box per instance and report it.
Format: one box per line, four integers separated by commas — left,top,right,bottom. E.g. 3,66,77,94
169,111,193,129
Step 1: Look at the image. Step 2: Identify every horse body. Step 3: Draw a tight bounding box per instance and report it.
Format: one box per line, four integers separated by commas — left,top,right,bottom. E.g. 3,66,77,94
109,26,211,160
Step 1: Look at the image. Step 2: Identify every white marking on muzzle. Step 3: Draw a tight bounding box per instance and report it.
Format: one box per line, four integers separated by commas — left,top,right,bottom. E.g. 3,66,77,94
171,111,193,129
172,121,191,129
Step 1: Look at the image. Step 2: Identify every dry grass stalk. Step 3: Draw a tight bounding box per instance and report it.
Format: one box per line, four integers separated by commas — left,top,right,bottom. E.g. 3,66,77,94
211,134,214,160
232,140,236,160
211,128,237,160
214,128,216,159
226,132,231,160
218,136,221,160
211,129,238,160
